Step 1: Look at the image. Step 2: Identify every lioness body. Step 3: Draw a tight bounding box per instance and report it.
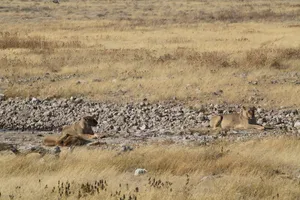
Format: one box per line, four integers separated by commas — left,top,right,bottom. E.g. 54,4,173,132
210,106,264,130
43,116,98,147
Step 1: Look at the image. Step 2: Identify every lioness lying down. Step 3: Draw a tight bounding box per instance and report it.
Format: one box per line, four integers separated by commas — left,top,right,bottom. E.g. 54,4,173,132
210,106,264,130
43,116,99,147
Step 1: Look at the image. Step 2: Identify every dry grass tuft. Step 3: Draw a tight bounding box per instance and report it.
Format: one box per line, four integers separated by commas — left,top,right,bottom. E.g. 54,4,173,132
0,32,82,50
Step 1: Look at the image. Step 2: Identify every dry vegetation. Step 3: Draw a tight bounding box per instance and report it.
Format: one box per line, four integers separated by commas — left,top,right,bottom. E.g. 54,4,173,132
1,137,300,199
0,0,299,107
0,1,300,199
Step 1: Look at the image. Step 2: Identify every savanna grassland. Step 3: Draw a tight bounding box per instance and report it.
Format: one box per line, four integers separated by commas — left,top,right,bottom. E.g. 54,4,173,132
1,0,300,199
1,137,300,200
0,0,299,107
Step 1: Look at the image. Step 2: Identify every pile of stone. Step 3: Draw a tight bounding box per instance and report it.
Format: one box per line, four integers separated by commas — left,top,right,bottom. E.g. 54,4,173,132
0,97,299,134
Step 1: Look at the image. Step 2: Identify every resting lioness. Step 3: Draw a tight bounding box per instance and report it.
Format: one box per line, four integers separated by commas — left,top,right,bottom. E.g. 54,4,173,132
43,116,99,147
210,106,264,130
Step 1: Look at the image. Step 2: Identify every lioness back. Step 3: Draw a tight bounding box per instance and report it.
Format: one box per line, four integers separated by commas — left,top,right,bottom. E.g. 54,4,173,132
61,116,97,136
218,113,247,129
43,116,98,147
61,121,84,136
210,106,264,130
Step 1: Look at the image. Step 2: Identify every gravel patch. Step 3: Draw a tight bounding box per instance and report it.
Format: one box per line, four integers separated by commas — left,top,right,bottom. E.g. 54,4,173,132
0,97,299,151
0,97,299,134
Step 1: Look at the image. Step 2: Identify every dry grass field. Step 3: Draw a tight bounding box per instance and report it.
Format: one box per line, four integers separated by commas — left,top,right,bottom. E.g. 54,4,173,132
1,137,300,199
0,0,299,107
1,0,300,199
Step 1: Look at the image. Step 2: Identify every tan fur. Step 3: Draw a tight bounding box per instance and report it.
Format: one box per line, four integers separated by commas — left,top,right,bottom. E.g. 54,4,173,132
43,116,99,147
210,106,264,130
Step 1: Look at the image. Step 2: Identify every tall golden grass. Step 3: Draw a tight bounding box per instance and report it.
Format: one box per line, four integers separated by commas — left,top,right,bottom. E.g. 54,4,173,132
1,137,300,199
0,0,300,106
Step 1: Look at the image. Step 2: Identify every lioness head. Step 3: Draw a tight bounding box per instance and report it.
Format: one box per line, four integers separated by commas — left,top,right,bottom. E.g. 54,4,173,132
83,116,98,127
241,106,256,119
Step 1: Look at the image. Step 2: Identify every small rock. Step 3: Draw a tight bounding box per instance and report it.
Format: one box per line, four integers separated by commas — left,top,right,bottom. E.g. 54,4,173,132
134,168,147,176
114,126,121,132
74,98,83,104
257,118,263,125
31,97,40,103
212,90,223,96
256,108,263,114
120,145,133,152
52,146,61,156
294,121,300,129
44,111,52,116
248,81,258,85
139,124,147,130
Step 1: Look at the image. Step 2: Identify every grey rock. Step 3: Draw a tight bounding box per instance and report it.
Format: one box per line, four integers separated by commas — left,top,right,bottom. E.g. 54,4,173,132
139,124,147,130
120,144,133,152
134,168,147,176
294,121,300,129
256,108,263,114
31,97,40,103
257,118,263,125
